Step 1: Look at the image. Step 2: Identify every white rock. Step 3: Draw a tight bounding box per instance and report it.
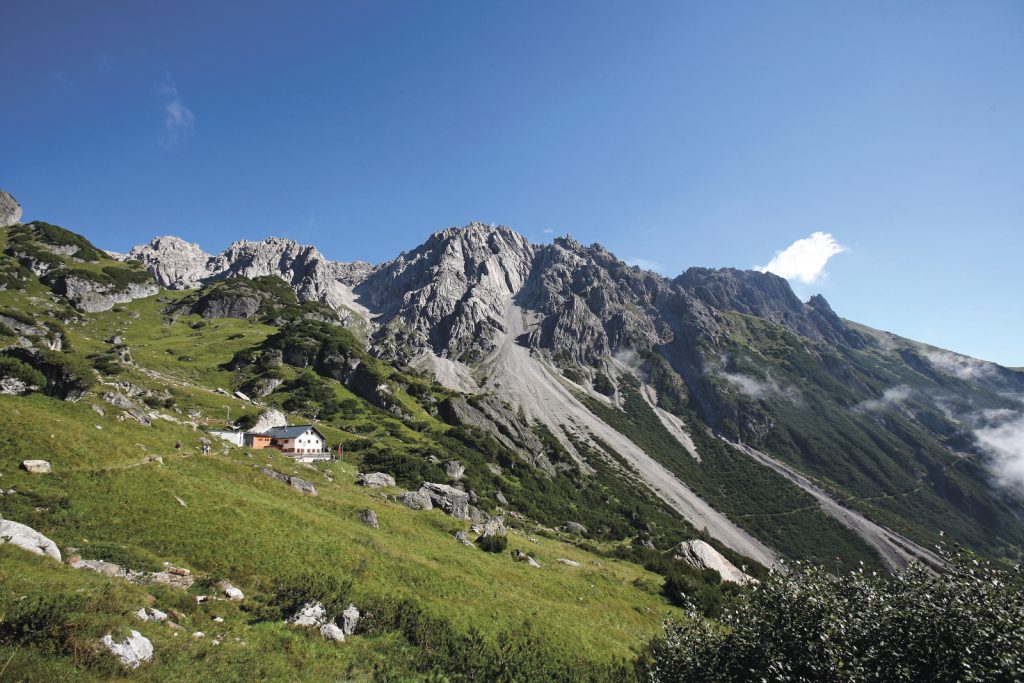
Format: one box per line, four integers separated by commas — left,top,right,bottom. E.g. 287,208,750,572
192,631,205,638
101,630,153,669
20,460,51,474
526,556,542,568
0,190,22,228
288,601,327,627
135,607,168,622
557,558,581,567
341,604,360,635
672,539,754,585
0,517,62,561
218,581,244,600
320,622,345,642
356,472,396,488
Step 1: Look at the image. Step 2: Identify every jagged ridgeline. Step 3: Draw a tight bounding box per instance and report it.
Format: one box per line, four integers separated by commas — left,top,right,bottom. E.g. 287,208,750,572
1,189,1023,679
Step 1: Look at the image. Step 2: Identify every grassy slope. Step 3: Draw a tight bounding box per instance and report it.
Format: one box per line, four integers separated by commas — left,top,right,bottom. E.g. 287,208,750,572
0,270,681,679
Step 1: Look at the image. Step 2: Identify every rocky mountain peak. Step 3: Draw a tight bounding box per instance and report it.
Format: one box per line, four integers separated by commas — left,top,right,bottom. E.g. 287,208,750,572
127,236,213,289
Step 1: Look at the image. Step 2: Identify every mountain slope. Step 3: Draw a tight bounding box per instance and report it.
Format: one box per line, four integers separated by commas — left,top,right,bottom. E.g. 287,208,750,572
121,222,1024,569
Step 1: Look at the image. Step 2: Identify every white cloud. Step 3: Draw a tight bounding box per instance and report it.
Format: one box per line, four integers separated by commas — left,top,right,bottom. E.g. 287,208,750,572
855,385,914,413
156,75,195,149
924,349,998,382
756,231,845,284
721,371,801,403
974,411,1024,494
625,257,666,274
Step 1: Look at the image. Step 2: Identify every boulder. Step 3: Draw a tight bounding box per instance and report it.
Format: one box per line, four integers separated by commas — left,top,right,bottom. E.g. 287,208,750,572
397,489,433,511
320,622,345,642
20,460,51,474
288,476,317,496
101,630,153,669
259,467,317,496
562,521,588,535
512,549,541,568
495,490,508,506
341,603,360,635
0,517,61,561
250,408,287,434
557,558,581,567
0,190,22,227
356,472,396,488
289,601,327,627
149,571,195,589
357,509,379,529
476,516,506,538
672,539,754,585
218,581,244,600
453,530,475,547
72,558,125,576
442,459,465,480
419,482,470,520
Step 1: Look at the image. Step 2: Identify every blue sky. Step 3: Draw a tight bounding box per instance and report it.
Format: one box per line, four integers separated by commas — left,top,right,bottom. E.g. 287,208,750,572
2,1,1022,365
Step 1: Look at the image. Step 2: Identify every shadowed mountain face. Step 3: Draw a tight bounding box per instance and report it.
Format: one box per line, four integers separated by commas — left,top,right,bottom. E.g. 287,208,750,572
125,222,1024,566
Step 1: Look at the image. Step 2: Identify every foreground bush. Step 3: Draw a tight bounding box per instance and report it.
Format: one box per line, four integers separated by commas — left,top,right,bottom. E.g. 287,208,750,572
642,547,1024,682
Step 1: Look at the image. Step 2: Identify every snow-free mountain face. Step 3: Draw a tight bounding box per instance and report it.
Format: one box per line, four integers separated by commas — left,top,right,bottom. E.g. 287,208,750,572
123,222,1024,569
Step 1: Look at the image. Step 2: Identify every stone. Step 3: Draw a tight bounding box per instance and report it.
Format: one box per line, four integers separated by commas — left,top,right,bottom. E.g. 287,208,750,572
192,632,205,639
442,459,465,480
20,460,51,474
150,571,195,589
526,556,542,568
72,558,125,576
218,581,244,600
259,467,317,495
320,622,345,642
512,549,540,568
356,472,396,488
136,607,168,622
0,517,62,561
453,530,475,547
288,476,317,496
0,190,22,227
101,630,153,669
341,604,360,635
91,404,105,417
562,521,588,535
557,558,581,567
495,490,508,506
419,482,470,520
476,516,506,538
397,489,433,511
289,602,327,627
357,509,379,529
672,540,754,585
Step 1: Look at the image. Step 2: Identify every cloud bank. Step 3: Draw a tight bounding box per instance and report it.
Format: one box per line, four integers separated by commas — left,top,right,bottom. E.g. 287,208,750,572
756,232,845,284
924,349,999,382
855,385,914,413
974,410,1024,494
156,75,195,149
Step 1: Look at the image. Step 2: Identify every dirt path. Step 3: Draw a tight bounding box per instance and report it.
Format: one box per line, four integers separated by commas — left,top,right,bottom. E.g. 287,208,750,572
480,303,779,568
728,440,945,571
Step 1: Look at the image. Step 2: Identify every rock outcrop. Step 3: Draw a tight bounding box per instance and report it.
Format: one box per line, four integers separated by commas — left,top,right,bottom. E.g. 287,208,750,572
250,408,287,434
0,516,62,561
49,273,158,313
259,467,318,496
0,190,22,227
672,539,753,585
356,472,396,488
419,482,470,519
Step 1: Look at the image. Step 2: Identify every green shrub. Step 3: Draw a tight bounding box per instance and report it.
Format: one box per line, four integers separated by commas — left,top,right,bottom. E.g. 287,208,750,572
477,535,508,553
641,548,1024,682
268,570,353,622
0,355,47,388
593,372,615,396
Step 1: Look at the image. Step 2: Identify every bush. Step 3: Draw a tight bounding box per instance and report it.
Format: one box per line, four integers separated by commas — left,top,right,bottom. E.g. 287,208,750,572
0,355,47,388
477,535,508,553
269,570,353,622
641,547,1024,682
593,372,615,396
